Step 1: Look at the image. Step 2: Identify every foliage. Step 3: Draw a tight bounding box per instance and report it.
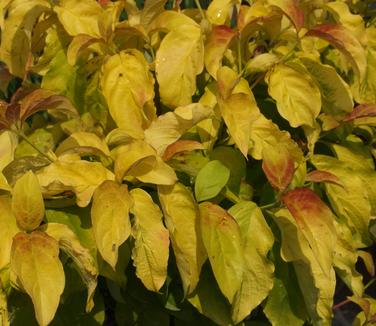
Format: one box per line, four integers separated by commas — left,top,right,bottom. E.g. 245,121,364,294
0,0,376,325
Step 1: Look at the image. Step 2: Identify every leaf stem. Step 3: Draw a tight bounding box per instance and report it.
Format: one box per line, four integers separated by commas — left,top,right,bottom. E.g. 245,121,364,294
194,0,205,20
260,202,276,210
332,299,350,310
223,188,241,203
17,131,53,163
237,34,242,73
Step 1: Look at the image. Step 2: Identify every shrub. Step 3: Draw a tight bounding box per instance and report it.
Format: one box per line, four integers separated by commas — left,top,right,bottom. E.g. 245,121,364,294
0,0,376,325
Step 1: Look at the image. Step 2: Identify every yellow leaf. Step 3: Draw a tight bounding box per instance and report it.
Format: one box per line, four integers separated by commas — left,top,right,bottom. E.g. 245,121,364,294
0,281,9,326
11,231,65,326
207,0,239,25
91,181,132,269
144,103,212,156
12,171,45,232
36,159,114,207
130,188,169,292
101,50,155,137
0,131,17,171
41,222,98,312
0,0,50,77
112,140,177,185
155,18,204,107
217,67,261,157
158,183,207,296
229,202,274,323
199,202,244,303
266,62,321,128
54,0,104,38
0,196,19,270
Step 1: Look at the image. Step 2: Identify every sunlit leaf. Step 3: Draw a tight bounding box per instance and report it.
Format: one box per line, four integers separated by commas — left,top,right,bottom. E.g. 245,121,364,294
41,222,98,312
266,62,321,128
12,171,45,232
91,181,132,269
267,0,304,30
158,183,207,296
11,231,65,326
228,202,274,323
130,189,169,292
199,202,244,303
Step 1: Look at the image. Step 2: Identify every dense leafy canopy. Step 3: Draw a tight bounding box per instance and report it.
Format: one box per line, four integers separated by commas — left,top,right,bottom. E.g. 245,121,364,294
0,0,376,325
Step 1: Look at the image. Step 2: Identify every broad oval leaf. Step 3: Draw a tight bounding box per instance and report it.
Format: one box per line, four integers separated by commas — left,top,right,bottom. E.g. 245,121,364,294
130,188,169,292
306,24,367,81
0,196,19,270
41,222,98,312
306,170,344,188
267,0,304,30
11,231,65,326
159,183,207,296
228,201,274,323
266,62,321,128
12,171,45,231
155,24,204,107
194,160,230,202
36,159,114,207
199,202,244,303
101,50,155,137
206,0,238,25
91,181,132,269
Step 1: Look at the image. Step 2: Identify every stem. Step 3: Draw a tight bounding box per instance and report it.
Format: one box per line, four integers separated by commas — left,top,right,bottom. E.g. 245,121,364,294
223,188,241,204
237,34,242,73
365,278,376,290
194,0,205,20
17,132,53,163
250,73,265,89
260,202,276,210
332,299,350,311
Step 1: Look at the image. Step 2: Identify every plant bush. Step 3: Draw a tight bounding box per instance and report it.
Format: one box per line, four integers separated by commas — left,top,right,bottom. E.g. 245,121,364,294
0,0,376,325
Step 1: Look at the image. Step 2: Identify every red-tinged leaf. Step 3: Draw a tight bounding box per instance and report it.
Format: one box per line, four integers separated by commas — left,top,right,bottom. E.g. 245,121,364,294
306,24,366,80
204,25,237,79
306,170,344,188
262,144,294,191
0,100,10,130
162,140,204,161
268,0,304,31
19,89,77,121
343,104,376,122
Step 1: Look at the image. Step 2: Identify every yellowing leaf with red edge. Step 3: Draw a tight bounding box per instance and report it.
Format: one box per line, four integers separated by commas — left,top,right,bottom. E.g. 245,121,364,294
162,140,204,161
282,188,337,275
0,0,51,77
159,183,207,296
267,0,304,30
262,143,294,191
306,170,344,188
91,181,132,270
273,208,336,324
67,35,103,66
217,67,261,157
54,0,104,38
12,171,45,232
11,231,65,326
343,104,376,122
199,202,245,303
144,103,212,156
130,188,169,292
101,50,155,137
41,222,98,312
155,24,204,107
204,26,237,79
266,62,321,128
306,24,367,81
36,159,114,207
0,196,19,270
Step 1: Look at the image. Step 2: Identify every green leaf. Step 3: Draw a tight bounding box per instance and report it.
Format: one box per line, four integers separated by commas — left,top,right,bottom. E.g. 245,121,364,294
194,160,230,202
228,201,274,323
266,62,321,128
130,188,169,292
158,183,207,296
199,202,244,303
12,171,45,232
11,232,65,326
91,181,132,269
